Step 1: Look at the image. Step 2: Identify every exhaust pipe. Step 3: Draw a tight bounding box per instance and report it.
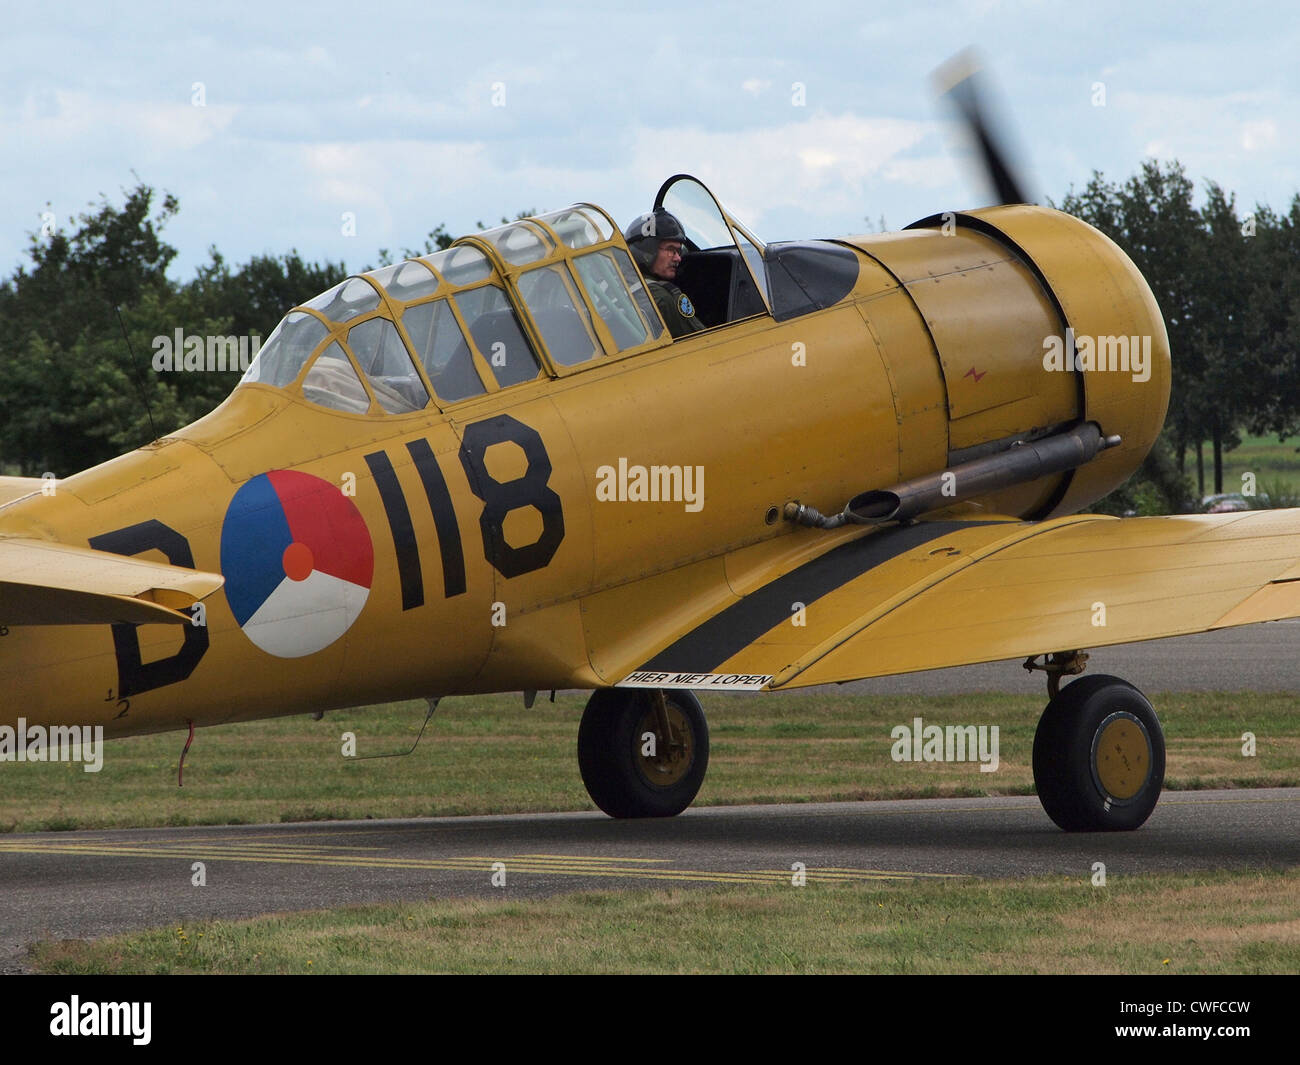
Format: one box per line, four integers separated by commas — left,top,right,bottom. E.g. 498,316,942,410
786,422,1121,529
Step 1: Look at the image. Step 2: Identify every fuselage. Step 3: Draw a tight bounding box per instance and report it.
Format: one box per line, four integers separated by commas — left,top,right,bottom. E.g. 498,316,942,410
0,199,1169,738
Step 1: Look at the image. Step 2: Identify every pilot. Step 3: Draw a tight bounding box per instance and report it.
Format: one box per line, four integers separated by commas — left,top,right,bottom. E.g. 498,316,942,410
622,209,704,338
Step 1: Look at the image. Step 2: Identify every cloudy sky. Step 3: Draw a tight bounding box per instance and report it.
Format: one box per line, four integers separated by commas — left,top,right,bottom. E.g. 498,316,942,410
4,0,1296,281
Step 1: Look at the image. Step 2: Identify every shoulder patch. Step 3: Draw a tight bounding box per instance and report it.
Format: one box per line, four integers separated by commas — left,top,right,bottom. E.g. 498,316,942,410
678,294,695,318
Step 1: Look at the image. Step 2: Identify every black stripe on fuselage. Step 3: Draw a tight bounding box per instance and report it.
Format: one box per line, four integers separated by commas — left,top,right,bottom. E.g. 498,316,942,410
364,450,424,611
637,521,998,674
406,437,467,599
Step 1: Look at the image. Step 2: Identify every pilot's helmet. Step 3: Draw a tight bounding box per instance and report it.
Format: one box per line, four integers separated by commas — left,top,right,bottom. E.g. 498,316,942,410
623,208,689,272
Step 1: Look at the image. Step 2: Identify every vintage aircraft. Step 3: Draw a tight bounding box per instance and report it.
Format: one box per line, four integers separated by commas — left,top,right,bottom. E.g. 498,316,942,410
3,65,1299,833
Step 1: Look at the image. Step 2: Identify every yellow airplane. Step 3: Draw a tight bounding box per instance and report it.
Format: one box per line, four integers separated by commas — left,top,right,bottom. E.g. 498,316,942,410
3,71,1298,834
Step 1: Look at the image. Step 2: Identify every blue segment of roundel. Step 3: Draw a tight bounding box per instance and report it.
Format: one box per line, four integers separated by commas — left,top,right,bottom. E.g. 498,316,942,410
221,473,294,626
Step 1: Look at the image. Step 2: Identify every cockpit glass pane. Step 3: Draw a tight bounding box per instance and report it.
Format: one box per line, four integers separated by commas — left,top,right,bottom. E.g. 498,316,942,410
239,311,328,387
517,264,600,366
300,342,372,413
535,207,611,249
730,216,766,251
401,299,486,403
346,317,430,414
304,276,380,323
735,233,769,303
611,249,664,338
478,221,554,266
659,178,734,251
428,245,492,285
572,250,651,350
454,285,541,387
371,260,440,303
658,175,772,316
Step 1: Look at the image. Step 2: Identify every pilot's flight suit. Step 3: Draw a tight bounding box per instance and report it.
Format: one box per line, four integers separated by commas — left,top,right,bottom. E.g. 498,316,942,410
647,278,705,339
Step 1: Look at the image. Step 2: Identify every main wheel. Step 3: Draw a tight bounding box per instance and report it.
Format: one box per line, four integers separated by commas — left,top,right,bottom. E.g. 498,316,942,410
1032,674,1165,832
577,688,709,818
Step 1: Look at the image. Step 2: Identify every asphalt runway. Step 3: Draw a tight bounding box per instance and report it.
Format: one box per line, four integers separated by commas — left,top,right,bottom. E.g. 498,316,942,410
818,619,1300,695
3,622,1297,973
2,786,1297,973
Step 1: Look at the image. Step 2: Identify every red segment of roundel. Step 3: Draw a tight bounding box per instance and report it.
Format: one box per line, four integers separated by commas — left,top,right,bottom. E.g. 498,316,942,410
265,470,374,588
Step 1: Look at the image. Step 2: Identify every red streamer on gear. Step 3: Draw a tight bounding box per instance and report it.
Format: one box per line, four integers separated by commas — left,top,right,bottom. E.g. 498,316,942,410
178,719,195,787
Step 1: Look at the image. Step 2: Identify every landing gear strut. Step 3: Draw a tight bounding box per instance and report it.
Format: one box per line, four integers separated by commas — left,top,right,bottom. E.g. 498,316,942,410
1028,654,1165,831
578,688,709,818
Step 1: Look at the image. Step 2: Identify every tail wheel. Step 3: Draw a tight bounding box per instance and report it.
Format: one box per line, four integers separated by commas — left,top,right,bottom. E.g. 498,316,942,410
1032,674,1165,832
578,688,709,818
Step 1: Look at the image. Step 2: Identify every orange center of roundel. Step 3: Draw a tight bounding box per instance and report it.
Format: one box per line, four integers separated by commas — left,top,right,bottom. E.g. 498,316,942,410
282,542,315,582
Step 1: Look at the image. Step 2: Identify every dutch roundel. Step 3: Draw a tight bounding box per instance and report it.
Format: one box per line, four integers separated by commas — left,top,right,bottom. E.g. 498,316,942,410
221,471,374,658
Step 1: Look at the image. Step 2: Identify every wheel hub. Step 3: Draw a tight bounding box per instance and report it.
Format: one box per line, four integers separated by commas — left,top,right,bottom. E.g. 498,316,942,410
635,700,693,787
1091,711,1152,803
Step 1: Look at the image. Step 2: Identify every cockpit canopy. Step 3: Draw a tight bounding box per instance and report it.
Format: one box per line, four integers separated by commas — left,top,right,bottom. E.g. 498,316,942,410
654,174,859,329
239,178,857,415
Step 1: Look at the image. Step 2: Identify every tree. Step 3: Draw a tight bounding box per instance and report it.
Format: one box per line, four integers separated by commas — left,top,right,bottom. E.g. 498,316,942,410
1057,160,1289,501
1059,162,1211,489
1191,182,1258,493
1088,430,1195,516
0,184,181,473
1239,195,1300,444
0,179,508,473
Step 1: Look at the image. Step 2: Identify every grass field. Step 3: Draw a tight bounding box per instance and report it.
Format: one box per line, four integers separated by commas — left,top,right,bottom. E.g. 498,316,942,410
29,868,1300,975
1212,431,1300,502
2,690,1296,833
9,689,1298,974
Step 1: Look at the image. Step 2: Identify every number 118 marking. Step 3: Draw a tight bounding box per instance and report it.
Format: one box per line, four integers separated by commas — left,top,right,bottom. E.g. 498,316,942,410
365,413,565,609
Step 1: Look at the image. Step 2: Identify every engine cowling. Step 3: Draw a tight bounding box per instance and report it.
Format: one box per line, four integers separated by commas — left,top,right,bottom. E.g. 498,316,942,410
845,205,1170,520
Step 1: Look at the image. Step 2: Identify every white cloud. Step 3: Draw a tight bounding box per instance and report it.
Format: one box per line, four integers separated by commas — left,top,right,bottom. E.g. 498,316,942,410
5,0,1299,280
626,112,939,229
1241,119,1277,151
6,89,236,152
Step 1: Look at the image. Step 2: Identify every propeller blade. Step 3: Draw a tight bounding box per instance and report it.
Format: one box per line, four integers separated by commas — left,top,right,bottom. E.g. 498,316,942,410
934,49,1032,206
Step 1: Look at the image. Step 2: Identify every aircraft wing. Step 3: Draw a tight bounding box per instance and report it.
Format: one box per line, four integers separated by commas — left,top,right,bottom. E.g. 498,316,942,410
0,537,224,626
0,477,46,507
583,509,1300,690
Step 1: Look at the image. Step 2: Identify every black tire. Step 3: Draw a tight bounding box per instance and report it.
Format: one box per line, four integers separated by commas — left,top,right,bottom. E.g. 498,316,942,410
1032,674,1165,832
577,688,709,818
